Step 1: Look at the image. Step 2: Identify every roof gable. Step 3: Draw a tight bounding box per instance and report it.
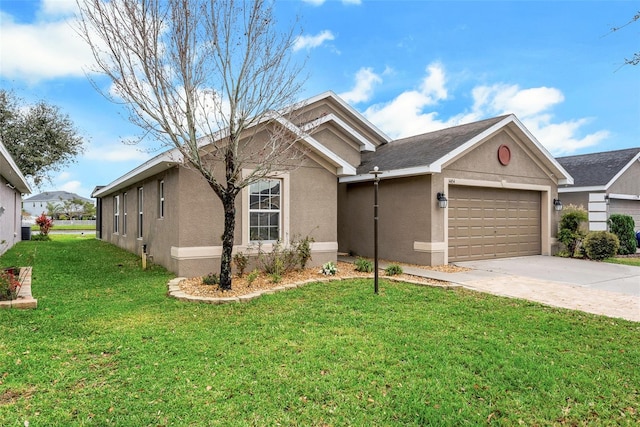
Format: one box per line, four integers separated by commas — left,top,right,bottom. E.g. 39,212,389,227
24,191,93,203
557,147,640,190
342,114,572,184
0,139,31,194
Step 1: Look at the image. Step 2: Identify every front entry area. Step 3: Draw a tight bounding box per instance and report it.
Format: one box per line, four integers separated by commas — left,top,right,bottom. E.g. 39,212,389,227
448,186,541,261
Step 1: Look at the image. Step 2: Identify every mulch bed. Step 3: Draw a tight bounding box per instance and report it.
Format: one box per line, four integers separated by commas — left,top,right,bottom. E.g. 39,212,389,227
179,261,467,298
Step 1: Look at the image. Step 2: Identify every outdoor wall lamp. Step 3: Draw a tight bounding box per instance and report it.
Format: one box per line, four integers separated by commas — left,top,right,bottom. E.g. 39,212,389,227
553,198,563,211
437,192,448,209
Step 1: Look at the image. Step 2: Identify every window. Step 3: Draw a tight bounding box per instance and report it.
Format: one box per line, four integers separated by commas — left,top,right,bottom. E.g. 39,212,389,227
113,195,120,233
158,180,165,219
137,187,144,238
249,179,281,241
122,192,128,235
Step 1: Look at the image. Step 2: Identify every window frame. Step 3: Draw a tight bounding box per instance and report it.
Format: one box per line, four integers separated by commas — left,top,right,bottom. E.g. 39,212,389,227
113,195,120,234
122,192,128,235
158,180,165,219
248,178,282,242
242,171,290,246
137,187,144,239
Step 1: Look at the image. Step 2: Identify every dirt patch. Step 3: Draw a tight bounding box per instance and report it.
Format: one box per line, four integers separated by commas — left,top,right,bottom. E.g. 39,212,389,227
179,261,454,298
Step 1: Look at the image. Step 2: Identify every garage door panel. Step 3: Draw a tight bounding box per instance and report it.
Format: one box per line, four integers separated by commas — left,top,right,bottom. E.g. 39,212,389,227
449,186,541,262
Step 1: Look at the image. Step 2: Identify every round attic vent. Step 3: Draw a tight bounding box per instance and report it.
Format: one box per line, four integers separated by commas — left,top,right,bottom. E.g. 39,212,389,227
498,144,511,166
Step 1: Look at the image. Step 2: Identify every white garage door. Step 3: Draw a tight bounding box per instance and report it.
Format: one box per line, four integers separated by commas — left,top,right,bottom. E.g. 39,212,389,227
449,186,541,261
609,199,640,230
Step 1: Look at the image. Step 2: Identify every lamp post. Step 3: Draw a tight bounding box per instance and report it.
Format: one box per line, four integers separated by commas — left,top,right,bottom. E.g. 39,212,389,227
369,166,382,294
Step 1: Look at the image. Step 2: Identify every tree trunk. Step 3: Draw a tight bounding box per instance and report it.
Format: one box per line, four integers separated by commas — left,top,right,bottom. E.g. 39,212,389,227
219,192,236,290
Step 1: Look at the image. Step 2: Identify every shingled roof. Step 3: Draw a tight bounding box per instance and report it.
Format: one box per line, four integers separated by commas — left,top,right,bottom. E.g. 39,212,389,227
556,147,640,188
356,115,509,175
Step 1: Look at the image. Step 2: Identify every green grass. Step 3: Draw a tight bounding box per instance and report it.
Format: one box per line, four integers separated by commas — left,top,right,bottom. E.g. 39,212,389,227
1,236,638,426
30,224,96,231
605,256,640,267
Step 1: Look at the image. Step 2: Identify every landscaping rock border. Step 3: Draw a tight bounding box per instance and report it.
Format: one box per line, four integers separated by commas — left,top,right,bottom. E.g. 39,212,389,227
0,267,37,309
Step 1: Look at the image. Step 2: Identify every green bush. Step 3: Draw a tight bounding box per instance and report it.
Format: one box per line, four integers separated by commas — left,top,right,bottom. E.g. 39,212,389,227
583,231,620,260
246,269,259,285
202,272,220,286
385,264,403,276
608,214,637,255
557,206,588,257
292,235,314,269
233,251,248,277
354,257,374,273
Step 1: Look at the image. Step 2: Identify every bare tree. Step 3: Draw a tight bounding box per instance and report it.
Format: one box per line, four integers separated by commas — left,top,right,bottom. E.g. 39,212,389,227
76,0,309,289
608,11,640,68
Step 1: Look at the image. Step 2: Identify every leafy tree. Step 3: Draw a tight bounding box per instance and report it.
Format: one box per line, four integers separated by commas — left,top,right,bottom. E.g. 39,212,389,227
77,0,308,290
0,90,85,187
608,214,637,255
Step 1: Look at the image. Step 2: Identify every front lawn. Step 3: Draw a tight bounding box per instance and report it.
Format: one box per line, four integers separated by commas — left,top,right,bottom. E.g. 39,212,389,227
1,236,638,425
605,256,640,267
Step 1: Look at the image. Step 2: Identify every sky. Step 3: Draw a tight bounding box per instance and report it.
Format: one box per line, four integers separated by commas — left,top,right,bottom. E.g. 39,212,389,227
0,0,638,199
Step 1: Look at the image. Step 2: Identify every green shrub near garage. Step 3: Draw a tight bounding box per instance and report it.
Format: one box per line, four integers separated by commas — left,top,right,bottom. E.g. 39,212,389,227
583,231,620,260
608,214,637,255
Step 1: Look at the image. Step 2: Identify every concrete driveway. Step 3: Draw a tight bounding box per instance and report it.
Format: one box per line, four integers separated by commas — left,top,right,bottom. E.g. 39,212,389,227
455,256,640,296
451,256,640,322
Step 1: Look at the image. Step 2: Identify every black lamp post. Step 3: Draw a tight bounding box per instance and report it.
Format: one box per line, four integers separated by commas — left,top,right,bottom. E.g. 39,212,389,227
369,166,382,294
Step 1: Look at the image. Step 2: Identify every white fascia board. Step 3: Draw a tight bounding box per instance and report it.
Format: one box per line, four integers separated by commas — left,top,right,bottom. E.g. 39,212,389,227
0,141,31,194
302,114,377,152
273,116,356,176
605,152,640,189
607,193,640,201
302,91,392,144
92,149,183,198
339,164,438,183
558,186,607,193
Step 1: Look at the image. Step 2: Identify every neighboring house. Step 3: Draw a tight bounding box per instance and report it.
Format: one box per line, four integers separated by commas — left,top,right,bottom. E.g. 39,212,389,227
338,114,573,265
0,139,31,255
22,191,94,218
92,92,389,277
557,148,640,231
93,92,573,277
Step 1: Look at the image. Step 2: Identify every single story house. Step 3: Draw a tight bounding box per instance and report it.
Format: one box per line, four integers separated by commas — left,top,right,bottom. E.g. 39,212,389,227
557,148,640,231
93,92,573,276
0,139,31,255
338,114,572,265
92,92,389,277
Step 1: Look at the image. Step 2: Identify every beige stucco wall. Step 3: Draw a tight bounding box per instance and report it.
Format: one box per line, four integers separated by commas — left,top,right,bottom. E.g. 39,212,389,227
609,160,640,195
0,176,22,255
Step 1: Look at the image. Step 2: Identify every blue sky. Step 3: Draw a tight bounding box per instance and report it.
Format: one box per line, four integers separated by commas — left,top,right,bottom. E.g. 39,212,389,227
1,0,638,199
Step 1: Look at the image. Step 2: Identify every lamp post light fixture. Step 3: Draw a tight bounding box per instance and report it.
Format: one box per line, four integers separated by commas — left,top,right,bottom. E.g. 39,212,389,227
553,198,563,211
369,166,383,294
437,192,448,209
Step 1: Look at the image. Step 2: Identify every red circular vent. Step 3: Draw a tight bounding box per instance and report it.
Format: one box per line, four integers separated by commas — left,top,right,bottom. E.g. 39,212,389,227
498,144,511,166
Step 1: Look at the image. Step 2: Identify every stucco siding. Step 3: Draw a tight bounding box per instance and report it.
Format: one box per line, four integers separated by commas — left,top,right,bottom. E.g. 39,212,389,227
609,161,640,195
0,177,22,255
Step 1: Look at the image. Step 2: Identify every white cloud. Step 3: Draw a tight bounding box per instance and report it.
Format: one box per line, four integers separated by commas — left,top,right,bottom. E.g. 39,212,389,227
85,144,154,163
348,62,608,155
0,5,94,83
293,30,335,52
339,67,382,104
40,0,78,18
362,62,450,137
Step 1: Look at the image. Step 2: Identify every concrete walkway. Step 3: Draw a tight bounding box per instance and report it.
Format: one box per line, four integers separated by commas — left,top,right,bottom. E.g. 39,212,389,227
341,256,640,322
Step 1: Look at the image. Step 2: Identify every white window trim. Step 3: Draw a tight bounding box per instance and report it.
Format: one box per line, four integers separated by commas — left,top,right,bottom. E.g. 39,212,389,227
113,195,120,234
122,192,128,235
158,180,165,219
137,187,144,239
241,170,290,246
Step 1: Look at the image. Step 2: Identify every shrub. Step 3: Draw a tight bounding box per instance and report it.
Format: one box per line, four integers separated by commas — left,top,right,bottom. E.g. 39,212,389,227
30,234,51,241
233,252,248,277
35,212,54,236
321,261,337,276
291,235,314,269
385,264,403,276
270,273,282,284
557,205,588,257
583,231,620,260
246,269,259,286
608,214,637,255
202,272,220,286
354,257,373,273
0,270,20,301
257,241,296,276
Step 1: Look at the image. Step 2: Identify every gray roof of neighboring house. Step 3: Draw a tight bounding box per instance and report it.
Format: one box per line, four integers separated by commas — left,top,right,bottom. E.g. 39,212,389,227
24,191,92,204
356,115,509,174
556,147,640,188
